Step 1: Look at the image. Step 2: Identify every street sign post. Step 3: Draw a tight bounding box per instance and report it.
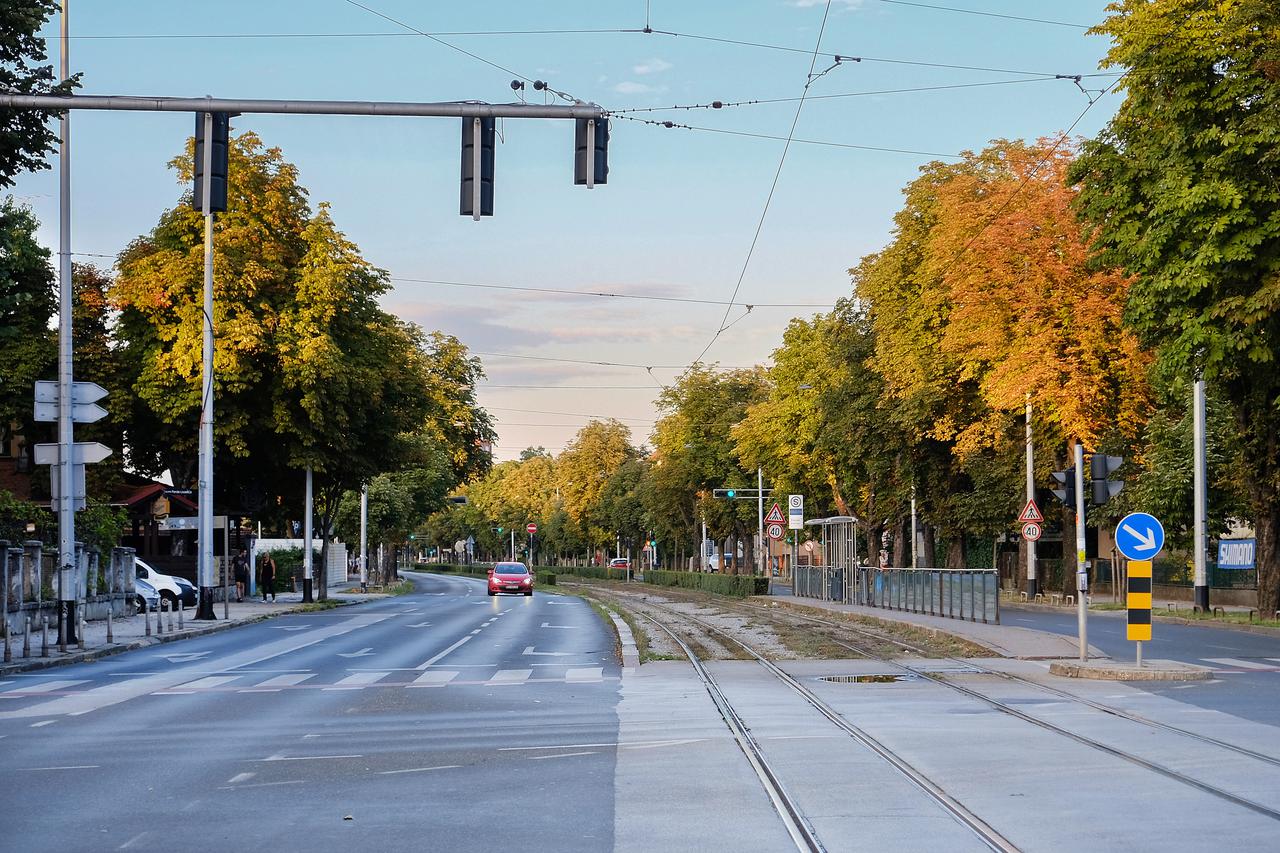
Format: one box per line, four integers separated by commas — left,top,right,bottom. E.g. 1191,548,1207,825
1115,512,1165,562
1127,559,1153,666
1021,522,1042,542
788,494,804,530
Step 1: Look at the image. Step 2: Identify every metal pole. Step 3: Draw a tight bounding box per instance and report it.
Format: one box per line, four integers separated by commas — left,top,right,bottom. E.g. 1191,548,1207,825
302,466,314,602
1025,396,1038,598
360,483,368,592
757,467,764,576
195,109,217,620
1136,640,1143,668
56,0,77,644
585,117,596,189
1193,375,1209,612
910,488,919,569
510,529,515,561
471,116,481,222
701,518,707,572
1074,442,1088,661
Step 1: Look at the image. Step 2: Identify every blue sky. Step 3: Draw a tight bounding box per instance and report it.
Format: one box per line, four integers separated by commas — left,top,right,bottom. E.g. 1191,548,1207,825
14,1,1121,460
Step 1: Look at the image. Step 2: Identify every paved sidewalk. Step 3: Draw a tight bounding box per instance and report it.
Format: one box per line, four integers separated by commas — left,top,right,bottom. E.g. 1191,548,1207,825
0,588,391,675
772,594,1104,660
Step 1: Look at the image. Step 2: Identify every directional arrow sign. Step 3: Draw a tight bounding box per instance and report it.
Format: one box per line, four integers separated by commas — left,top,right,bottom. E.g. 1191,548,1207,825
34,379,108,405
33,441,113,466
1115,512,1165,561
34,400,108,424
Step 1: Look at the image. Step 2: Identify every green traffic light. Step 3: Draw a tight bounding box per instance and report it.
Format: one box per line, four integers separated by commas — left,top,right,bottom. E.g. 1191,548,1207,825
497,526,504,533
726,489,736,498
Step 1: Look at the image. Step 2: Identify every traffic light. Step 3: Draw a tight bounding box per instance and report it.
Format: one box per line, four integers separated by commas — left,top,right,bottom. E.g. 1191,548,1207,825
460,116,495,218
1090,454,1125,506
1051,466,1077,507
649,540,657,547
193,111,230,213
574,117,608,187
497,526,504,534
409,534,416,541
726,489,736,499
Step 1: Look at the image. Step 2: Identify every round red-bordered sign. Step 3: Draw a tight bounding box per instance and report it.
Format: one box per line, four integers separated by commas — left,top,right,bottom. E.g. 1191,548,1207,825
1021,521,1042,542
526,523,537,534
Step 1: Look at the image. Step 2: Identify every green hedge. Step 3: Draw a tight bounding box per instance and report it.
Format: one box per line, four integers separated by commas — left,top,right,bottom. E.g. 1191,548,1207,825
412,562,489,578
536,571,557,586
643,569,770,598
558,565,630,581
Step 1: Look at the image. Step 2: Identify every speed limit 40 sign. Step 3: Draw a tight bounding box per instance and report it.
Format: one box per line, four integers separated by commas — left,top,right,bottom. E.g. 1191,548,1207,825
1021,522,1042,542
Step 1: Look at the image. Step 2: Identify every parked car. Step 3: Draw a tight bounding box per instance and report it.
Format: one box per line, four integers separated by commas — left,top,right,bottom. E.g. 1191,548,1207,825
135,558,197,608
132,577,161,613
487,562,534,596
608,558,630,570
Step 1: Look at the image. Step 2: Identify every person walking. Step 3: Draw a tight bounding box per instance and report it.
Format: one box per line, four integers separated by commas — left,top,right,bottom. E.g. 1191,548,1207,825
232,548,249,602
260,552,277,602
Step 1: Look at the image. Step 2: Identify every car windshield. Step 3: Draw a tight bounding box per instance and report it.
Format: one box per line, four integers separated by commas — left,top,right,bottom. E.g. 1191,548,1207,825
494,564,527,575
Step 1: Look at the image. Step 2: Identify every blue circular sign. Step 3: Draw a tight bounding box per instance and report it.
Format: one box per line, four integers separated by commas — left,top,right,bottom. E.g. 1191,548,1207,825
1115,512,1165,561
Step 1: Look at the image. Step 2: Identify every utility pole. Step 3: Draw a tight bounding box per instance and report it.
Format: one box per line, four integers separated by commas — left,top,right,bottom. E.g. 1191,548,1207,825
910,487,920,569
701,518,708,572
302,466,313,602
1074,442,1088,661
55,0,76,643
1193,374,1209,612
194,108,217,620
359,483,368,592
757,467,764,576
1026,396,1038,598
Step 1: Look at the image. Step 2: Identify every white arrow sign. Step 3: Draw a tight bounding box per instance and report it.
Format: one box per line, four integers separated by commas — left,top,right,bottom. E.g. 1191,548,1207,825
407,622,432,628
1120,523,1158,552
34,400,109,424
337,648,375,658
33,379,108,405
33,441,113,466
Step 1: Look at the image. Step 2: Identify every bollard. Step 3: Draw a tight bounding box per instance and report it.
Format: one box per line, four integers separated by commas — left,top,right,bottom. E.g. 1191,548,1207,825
77,615,85,651
23,616,31,658
41,616,48,657
144,600,151,637
177,598,184,631
58,602,66,653
3,625,10,663
106,607,113,644
156,599,165,636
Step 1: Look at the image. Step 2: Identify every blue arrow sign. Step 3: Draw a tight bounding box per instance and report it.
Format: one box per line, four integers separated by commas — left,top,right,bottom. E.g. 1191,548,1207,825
1115,512,1165,561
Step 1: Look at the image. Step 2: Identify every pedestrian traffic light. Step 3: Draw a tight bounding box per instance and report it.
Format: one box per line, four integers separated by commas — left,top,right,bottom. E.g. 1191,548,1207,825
193,111,230,213
574,117,608,187
460,116,495,218
1089,454,1125,506
1051,467,1077,507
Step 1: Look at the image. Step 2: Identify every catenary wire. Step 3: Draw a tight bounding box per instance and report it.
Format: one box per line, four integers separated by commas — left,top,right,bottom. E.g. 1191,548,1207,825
487,406,654,423
391,275,836,308
474,351,751,371
872,0,1089,29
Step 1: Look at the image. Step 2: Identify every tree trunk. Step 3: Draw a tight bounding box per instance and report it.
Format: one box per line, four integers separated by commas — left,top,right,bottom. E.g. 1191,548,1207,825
921,524,937,568
1255,493,1280,614
945,536,966,569
891,517,908,567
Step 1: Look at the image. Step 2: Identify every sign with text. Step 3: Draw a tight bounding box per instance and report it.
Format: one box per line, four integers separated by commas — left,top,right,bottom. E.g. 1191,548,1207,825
1217,539,1256,570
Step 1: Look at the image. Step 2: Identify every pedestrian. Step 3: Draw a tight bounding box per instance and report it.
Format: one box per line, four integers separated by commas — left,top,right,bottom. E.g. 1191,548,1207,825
260,552,277,602
232,548,249,602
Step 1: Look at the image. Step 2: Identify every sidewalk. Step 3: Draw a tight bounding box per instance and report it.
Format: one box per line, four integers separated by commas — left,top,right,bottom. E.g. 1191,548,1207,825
0,588,390,676
772,594,1104,660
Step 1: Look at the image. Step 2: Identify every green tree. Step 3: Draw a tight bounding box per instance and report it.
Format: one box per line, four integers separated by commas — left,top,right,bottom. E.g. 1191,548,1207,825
0,1,77,188
1070,0,1280,608
555,420,638,555
0,199,54,444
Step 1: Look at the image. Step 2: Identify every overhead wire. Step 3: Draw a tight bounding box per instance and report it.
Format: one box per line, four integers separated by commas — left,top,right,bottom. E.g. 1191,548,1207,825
390,275,836,308
871,1,1090,30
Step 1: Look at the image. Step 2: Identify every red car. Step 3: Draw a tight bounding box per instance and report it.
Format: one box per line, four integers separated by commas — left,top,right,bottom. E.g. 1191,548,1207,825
488,562,534,596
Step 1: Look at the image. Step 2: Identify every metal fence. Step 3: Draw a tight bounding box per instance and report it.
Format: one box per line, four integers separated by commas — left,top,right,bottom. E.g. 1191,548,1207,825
859,568,999,624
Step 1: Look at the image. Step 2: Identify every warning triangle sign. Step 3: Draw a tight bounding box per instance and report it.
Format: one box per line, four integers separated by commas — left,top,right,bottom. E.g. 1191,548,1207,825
765,502,786,524
1018,499,1044,524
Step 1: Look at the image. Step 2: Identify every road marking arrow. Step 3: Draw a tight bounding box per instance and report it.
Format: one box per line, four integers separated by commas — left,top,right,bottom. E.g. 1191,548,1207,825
337,648,375,658
159,651,210,663
1121,523,1158,552
407,622,432,628
541,622,576,629
522,646,577,657
274,625,310,631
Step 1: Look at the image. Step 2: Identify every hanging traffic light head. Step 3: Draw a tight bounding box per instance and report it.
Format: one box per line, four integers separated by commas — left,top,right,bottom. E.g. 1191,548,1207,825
1090,454,1125,506
1051,467,1077,507
460,116,495,218
193,111,230,213
574,117,608,187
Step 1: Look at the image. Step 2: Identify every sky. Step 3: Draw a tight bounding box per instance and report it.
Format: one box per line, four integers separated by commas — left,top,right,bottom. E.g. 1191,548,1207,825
12,0,1123,461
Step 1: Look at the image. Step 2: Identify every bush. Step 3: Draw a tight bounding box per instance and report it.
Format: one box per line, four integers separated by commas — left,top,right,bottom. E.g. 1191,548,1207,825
643,569,770,598
536,571,557,586
558,565,629,581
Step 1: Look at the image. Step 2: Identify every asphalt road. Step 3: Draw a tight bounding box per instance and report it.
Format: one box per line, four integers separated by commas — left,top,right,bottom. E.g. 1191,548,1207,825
1005,604,1280,725
0,572,621,853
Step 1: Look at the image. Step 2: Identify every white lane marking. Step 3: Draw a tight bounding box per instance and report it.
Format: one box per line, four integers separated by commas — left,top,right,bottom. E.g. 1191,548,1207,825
24,764,100,770
469,629,481,635
336,648,375,658
257,754,362,762
217,780,305,789
166,675,241,692
2,679,87,695
541,622,576,629
247,673,315,690
565,667,603,682
410,671,458,687
487,669,533,685
622,739,706,750
415,635,472,670
1203,658,1277,670
378,765,461,775
225,772,256,785
119,831,149,849
324,671,391,690
160,651,211,664
522,646,575,657
30,720,55,727
407,622,432,628
528,751,597,760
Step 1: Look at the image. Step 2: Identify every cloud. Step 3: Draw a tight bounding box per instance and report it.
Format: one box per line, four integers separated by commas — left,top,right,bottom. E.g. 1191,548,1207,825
632,58,672,75
612,81,666,95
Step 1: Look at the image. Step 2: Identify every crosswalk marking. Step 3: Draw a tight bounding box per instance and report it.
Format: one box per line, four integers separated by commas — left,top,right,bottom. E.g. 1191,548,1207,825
241,673,316,692
488,669,532,685
1202,658,1277,671
167,676,241,692
565,667,604,683
410,671,459,687
2,679,86,695
324,671,392,690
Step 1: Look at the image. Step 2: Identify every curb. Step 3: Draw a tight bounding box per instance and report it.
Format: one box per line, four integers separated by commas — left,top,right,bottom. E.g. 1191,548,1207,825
605,609,640,672
0,598,368,676
1048,659,1212,681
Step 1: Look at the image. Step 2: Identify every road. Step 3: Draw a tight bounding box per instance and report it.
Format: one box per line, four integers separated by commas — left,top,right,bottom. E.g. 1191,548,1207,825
0,572,620,853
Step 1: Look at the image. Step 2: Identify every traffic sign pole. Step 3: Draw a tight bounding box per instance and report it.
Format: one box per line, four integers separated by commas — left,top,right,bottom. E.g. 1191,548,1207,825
55,3,76,646
1025,397,1037,598
1193,375,1209,612
1074,442,1088,662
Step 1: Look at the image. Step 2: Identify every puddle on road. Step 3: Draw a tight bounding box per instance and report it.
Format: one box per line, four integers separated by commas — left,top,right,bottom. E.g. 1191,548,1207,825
819,674,920,684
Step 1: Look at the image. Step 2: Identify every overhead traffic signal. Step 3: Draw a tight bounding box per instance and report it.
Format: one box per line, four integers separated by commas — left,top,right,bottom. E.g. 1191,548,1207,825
574,117,608,187
193,111,230,213
1051,466,1077,508
1090,454,1125,506
460,116,495,218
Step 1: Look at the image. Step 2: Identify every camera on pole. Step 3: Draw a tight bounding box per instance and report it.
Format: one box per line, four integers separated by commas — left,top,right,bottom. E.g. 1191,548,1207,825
1051,466,1077,507
193,111,230,213
574,117,608,188
460,116,495,218
1090,454,1125,506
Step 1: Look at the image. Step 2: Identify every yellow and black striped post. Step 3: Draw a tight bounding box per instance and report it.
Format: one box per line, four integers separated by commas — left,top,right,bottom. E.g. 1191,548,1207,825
1127,559,1152,664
